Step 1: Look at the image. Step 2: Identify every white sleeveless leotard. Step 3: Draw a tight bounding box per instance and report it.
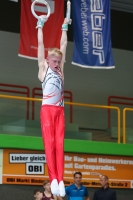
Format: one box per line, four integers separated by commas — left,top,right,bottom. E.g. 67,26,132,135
42,67,64,106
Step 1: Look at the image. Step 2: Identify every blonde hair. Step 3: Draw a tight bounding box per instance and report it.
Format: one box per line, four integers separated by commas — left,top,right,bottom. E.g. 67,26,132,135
48,48,63,57
43,180,50,186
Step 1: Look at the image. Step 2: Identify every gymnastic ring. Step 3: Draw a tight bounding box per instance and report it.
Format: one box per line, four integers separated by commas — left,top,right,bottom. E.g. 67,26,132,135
31,0,51,19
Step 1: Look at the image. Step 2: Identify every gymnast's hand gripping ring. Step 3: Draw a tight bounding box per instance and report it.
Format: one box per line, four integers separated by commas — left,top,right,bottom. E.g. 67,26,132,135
31,0,51,19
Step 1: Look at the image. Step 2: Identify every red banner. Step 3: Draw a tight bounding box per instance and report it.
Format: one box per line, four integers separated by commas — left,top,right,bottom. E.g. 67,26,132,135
19,0,64,59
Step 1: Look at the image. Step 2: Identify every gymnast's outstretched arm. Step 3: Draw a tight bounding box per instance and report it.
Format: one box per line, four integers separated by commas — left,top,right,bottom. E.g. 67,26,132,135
60,18,71,73
37,16,48,82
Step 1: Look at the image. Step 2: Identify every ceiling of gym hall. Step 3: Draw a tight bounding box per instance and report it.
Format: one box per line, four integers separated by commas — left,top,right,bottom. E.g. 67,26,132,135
111,0,133,13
